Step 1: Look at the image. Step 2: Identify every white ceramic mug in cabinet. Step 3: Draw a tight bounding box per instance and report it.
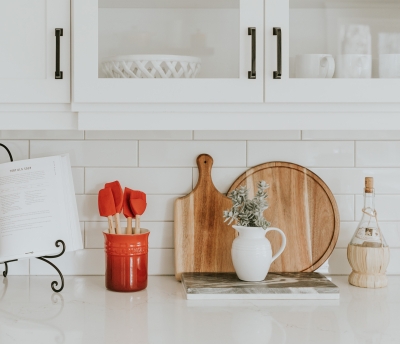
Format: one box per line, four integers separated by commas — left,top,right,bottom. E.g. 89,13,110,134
336,54,372,78
379,54,400,78
295,54,335,78
232,226,286,282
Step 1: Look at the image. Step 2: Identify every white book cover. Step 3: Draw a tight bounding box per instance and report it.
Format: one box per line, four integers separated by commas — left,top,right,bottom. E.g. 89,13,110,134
0,154,83,262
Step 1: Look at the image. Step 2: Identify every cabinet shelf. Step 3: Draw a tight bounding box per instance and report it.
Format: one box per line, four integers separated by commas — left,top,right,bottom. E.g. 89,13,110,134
76,104,400,130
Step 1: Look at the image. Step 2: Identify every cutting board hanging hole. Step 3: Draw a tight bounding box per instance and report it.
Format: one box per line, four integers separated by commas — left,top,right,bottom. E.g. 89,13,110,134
197,154,214,184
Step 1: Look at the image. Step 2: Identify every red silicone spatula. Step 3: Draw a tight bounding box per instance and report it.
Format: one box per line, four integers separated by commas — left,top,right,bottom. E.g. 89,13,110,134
105,181,123,235
98,188,116,234
130,191,147,235
123,187,134,235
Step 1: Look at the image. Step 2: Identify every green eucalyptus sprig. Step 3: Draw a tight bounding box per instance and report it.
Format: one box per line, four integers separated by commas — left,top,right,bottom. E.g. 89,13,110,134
223,180,271,230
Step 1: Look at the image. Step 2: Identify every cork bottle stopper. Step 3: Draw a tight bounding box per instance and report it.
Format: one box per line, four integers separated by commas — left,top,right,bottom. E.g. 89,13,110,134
365,177,374,193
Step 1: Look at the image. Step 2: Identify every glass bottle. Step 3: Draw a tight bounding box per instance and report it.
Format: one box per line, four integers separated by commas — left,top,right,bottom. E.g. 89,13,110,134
348,177,390,289
349,177,387,248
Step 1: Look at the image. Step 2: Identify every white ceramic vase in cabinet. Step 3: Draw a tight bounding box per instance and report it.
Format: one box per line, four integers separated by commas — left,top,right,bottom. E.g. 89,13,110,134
264,0,400,103
73,0,264,104
0,0,70,103
232,226,286,282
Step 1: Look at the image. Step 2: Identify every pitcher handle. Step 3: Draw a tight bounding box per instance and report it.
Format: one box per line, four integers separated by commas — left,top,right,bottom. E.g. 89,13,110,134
265,227,287,262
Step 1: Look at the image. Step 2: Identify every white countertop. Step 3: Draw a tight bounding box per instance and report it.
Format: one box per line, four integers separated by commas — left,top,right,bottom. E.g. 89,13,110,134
0,275,399,344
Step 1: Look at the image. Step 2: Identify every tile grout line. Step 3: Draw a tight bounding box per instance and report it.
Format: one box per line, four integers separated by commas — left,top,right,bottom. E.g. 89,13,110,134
246,140,248,167
354,140,356,168
137,140,140,167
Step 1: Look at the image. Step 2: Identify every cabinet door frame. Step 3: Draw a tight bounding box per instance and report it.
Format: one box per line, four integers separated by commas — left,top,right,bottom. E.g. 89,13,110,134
73,0,264,103
0,0,70,103
264,0,400,103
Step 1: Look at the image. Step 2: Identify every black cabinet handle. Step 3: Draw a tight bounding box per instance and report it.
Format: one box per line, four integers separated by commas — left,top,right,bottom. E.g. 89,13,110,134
273,27,282,79
248,27,256,79
55,28,63,79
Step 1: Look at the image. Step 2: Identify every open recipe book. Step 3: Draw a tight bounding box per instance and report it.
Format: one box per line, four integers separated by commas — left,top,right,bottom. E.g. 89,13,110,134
0,155,83,262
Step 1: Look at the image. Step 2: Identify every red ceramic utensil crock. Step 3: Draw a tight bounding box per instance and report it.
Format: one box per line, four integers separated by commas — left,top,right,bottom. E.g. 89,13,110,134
103,229,150,292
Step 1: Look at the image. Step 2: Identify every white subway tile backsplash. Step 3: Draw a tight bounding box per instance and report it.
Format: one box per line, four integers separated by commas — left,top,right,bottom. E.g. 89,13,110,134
30,141,138,167
337,222,400,248
85,131,192,140
85,168,192,195
139,141,246,167
386,249,400,274
85,221,174,249
29,248,174,275
5,130,400,276
311,168,400,194
316,249,351,275
77,195,179,222
335,195,355,221
72,168,85,194
192,168,248,194
194,131,300,140
356,195,400,221
149,249,175,275
303,131,400,141
0,140,29,163
356,141,400,167
247,141,354,167
0,130,84,140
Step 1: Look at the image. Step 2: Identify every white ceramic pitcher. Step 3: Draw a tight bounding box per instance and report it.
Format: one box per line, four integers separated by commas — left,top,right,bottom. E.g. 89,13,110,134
232,226,286,282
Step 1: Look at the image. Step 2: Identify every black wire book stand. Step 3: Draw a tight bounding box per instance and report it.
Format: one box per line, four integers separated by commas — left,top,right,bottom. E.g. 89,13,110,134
0,143,65,292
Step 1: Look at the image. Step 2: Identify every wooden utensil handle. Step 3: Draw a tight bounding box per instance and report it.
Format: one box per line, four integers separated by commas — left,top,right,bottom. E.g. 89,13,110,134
108,216,116,234
126,217,133,234
115,213,121,235
134,215,141,235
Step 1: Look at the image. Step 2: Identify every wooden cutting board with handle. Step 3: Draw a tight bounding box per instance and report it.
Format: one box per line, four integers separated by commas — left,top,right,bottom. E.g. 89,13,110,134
174,154,236,281
228,162,340,272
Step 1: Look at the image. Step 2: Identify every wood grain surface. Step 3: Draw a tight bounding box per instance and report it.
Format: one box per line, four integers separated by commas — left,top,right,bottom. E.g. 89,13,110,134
228,162,340,272
174,154,236,281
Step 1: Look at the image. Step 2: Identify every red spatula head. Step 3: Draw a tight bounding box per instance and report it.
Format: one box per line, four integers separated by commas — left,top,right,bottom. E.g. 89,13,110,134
123,187,134,218
130,190,147,216
98,188,116,217
105,181,123,213
130,199,147,217
131,190,146,202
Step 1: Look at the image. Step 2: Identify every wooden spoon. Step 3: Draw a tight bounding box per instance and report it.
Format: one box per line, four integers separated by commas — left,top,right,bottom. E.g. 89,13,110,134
98,188,116,234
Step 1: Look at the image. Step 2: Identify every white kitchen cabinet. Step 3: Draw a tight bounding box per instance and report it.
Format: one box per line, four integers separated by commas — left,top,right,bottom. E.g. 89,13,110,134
265,0,400,103
0,0,70,103
73,0,264,104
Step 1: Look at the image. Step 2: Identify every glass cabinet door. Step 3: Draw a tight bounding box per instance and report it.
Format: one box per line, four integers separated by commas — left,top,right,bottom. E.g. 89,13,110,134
73,0,264,103
265,0,400,102
0,0,70,103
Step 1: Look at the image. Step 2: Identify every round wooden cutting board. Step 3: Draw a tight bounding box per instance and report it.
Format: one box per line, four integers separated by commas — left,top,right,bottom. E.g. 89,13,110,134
228,162,340,272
